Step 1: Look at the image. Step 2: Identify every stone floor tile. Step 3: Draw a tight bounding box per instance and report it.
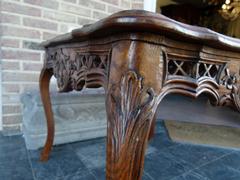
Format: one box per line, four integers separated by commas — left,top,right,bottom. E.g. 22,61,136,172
29,144,89,180
144,150,190,180
215,151,240,170
172,171,209,180
91,167,106,180
173,152,240,180
145,145,158,156
192,160,240,180
1,121,240,180
29,153,64,180
149,132,179,151
71,138,106,170
154,120,167,133
90,168,153,180
0,159,34,180
0,136,28,163
0,133,10,144
0,145,28,162
55,151,88,176
62,171,96,180
164,144,232,170
142,171,155,180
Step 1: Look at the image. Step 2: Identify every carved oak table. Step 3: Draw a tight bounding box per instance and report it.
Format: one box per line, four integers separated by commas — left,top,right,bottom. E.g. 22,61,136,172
40,10,240,180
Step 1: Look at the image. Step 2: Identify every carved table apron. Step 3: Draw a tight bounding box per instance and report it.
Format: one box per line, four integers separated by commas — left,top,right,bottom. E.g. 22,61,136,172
40,10,240,180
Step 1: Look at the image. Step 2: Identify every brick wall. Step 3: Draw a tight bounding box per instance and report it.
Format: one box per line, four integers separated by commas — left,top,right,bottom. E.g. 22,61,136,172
0,0,144,134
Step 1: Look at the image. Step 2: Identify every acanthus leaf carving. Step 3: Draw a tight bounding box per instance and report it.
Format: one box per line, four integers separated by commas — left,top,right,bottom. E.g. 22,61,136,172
219,67,240,111
51,48,72,92
220,68,238,90
106,70,158,179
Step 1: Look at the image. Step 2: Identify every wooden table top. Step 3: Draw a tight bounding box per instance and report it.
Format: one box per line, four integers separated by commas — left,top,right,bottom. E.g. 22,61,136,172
42,10,240,52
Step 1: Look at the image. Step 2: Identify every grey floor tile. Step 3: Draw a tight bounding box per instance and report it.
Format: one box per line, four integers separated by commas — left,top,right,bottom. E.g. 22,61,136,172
71,138,106,170
216,151,240,170
91,167,106,180
144,150,190,180
0,159,34,180
29,144,89,180
0,135,31,180
0,133,10,144
163,144,231,170
0,135,28,162
1,121,240,180
29,153,64,180
0,145,28,162
149,132,179,151
143,171,155,180
172,171,209,180
146,145,158,156
62,171,96,180
155,120,167,133
56,151,88,176
191,152,240,180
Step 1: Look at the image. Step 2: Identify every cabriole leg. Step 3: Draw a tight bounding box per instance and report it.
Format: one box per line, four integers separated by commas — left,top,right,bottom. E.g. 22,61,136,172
39,68,54,161
106,71,159,180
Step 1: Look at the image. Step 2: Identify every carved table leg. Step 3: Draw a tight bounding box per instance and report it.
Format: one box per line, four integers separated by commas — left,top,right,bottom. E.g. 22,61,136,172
106,71,159,180
39,68,54,161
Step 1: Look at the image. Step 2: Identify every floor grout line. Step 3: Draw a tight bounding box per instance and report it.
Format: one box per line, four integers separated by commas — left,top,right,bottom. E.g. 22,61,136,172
144,170,155,180
24,142,37,180
68,143,99,180
170,151,236,180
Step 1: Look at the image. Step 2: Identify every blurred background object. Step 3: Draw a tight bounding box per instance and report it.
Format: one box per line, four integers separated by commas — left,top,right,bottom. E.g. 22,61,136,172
156,0,240,38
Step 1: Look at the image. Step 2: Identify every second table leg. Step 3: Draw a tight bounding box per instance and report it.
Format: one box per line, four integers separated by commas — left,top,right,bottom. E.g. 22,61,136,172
39,68,54,161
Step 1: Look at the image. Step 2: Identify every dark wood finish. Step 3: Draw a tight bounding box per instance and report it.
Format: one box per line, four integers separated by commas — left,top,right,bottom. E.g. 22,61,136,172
40,10,240,179
39,68,54,161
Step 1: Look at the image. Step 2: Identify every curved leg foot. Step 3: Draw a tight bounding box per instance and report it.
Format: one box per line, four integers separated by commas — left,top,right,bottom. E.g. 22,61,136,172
39,68,54,161
106,71,159,180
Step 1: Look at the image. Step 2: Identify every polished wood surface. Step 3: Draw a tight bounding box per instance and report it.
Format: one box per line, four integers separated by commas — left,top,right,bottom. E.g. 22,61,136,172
40,10,240,179
39,68,54,161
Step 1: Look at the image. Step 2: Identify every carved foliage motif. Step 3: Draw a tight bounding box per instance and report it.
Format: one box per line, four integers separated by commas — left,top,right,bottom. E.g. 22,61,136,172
48,48,109,91
106,71,158,179
50,49,71,91
219,67,240,111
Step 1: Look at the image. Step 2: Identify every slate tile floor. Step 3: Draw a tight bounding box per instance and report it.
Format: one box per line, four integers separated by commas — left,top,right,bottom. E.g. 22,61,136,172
1,121,240,180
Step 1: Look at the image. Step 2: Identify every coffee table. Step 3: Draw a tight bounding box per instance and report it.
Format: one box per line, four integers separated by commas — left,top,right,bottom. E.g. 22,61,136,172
39,10,240,180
